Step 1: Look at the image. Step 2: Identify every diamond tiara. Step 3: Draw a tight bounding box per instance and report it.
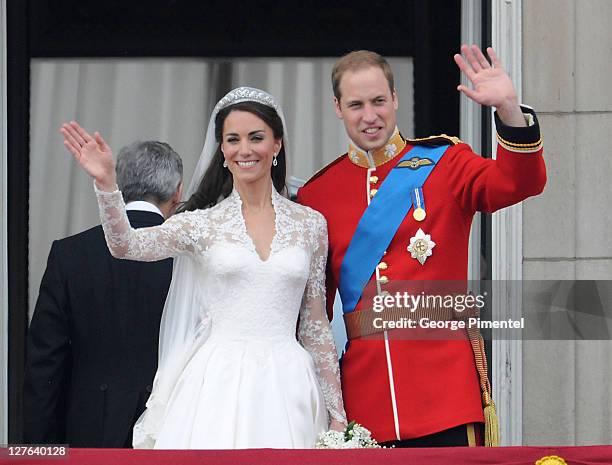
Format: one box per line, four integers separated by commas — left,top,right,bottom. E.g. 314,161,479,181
214,87,280,113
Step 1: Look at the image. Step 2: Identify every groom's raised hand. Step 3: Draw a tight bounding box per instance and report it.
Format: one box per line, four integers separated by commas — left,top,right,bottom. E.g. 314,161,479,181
454,44,526,127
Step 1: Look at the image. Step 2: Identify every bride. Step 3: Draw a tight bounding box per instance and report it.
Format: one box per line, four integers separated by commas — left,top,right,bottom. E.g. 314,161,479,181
60,87,347,448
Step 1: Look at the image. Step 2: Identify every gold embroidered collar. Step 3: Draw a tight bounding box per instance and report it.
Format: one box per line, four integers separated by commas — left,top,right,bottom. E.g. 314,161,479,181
347,128,406,168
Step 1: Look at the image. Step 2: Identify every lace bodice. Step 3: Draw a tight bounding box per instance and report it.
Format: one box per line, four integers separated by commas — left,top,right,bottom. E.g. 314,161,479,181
95,184,347,425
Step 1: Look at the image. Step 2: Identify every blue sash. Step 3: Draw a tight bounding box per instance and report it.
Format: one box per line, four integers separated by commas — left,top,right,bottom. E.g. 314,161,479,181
339,145,448,313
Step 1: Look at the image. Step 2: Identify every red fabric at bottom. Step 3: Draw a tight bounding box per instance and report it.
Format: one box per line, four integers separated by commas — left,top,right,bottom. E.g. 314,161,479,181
2,445,611,465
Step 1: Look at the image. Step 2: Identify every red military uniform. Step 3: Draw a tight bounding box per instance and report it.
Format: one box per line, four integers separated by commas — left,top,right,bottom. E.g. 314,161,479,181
298,107,545,443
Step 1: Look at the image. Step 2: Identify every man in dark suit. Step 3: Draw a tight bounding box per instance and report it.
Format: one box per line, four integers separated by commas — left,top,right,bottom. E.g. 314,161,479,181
23,140,183,447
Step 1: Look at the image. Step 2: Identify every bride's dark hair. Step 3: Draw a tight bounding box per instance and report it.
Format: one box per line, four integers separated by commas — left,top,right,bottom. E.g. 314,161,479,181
178,101,287,212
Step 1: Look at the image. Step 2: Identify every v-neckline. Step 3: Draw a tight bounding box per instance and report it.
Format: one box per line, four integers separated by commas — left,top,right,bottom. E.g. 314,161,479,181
232,188,279,263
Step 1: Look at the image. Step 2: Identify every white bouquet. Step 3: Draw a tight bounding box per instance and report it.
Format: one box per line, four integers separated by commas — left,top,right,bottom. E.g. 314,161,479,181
315,421,381,449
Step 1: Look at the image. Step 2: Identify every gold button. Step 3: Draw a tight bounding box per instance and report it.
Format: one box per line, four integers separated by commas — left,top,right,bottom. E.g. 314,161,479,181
377,262,388,270
378,276,389,284
370,189,378,198
369,176,379,184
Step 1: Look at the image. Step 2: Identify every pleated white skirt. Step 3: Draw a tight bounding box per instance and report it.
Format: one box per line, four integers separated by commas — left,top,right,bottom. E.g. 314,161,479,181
147,336,328,449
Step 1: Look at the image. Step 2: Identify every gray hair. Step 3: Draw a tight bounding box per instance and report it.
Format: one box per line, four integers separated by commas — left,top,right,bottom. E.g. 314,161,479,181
116,141,183,204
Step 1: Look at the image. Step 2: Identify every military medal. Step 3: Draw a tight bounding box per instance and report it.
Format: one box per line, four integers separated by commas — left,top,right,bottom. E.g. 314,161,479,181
407,228,435,265
412,187,426,221
413,208,426,221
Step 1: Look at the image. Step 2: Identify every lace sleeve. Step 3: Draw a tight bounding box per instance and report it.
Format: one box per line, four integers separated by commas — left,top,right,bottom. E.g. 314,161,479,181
95,183,205,261
297,213,347,428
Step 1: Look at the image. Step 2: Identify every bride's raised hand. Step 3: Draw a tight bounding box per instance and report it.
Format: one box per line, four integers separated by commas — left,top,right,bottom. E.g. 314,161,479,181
60,121,118,191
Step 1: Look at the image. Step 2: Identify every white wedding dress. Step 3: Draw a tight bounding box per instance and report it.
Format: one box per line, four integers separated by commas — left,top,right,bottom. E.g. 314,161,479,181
95,185,346,449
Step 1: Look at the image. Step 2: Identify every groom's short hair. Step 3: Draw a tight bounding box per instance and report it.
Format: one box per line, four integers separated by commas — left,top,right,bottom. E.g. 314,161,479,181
116,141,183,205
332,50,395,101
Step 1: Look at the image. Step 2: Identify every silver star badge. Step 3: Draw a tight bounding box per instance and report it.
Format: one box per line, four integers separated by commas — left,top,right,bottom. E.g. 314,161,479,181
407,228,436,265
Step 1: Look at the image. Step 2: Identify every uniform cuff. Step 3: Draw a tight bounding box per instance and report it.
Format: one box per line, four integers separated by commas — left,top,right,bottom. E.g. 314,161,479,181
494,105,543,153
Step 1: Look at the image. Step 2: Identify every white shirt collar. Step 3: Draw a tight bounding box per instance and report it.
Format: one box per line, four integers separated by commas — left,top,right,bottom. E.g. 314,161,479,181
125,201,164,218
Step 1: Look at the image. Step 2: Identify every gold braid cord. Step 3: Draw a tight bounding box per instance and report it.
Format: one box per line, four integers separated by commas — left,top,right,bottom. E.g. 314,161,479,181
466,325,499,446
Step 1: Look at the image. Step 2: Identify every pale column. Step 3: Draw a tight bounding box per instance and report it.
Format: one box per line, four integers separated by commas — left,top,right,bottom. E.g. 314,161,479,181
491,0,524,447
461,0,482,281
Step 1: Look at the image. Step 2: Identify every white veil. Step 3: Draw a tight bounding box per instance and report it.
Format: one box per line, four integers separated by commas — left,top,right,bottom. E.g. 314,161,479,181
133,87,289,448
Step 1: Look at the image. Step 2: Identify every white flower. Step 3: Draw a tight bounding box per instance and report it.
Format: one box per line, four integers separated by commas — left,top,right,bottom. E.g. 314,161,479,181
315,422,381,449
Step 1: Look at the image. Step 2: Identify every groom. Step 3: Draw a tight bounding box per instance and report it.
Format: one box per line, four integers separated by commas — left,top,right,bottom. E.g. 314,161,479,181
298,46,545,446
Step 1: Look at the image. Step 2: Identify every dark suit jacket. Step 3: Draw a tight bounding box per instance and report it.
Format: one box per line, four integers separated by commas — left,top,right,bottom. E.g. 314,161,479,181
23,210,172,447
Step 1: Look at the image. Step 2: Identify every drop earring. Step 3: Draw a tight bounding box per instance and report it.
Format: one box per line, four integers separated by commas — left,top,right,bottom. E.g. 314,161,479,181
272,153,278,167
223,159,228,168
